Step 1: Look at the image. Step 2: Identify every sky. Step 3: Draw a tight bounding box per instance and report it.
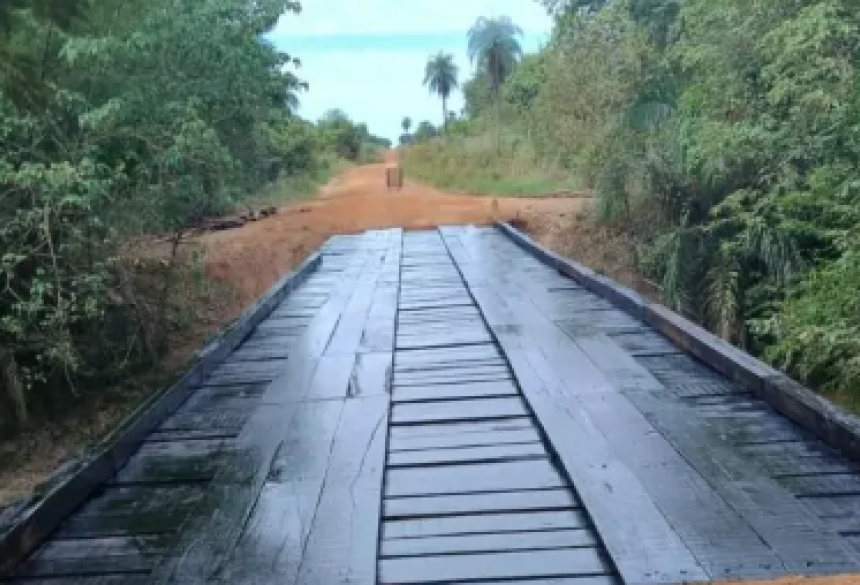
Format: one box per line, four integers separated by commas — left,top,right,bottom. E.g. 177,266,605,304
266,1,553,143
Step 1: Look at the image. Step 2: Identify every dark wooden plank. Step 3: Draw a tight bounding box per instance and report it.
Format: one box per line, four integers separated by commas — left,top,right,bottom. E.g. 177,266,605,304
630,389,860,575
444,247,708,583
392,380,518,403
378,549,614,584
111,439,233,485
389,427,540,452
383,488,578,518
395,333,493,350
360,283,398,352
291,395,390,585
3,577,151,585
564,333,664,393
324,257,381,356
504,349,709,583
14,536,167,577
383,508,588,538
609,331,683,357
147,247,387,584
391,397,528,424
302,354,355,401
449,229,860,579
385,459,566,497
56,485,205,538
552,333,854,577
148,257,371,584
381,529,598,557
393,368,511,386
215,396,389,585
388,418,533,440
778,473,860,496
349,352,391,397
393,344,501,366
388,442,546,467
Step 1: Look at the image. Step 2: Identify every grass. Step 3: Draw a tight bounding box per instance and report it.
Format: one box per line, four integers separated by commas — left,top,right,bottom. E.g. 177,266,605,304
242,156,351,210
401,134,584,197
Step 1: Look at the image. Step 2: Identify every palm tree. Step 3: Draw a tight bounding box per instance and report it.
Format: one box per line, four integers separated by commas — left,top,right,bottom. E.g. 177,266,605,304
467,16,523,153
401,116,412,134
423,52,459,132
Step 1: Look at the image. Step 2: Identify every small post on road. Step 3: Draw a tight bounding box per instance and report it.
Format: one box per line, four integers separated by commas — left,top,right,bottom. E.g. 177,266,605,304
385,164,403,192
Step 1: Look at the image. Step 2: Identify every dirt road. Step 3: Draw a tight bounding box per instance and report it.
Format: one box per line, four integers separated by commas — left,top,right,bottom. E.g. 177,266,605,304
200,150,585,313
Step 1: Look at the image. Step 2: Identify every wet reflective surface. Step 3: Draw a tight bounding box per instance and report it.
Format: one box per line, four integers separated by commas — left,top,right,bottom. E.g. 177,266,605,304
7,227,860,584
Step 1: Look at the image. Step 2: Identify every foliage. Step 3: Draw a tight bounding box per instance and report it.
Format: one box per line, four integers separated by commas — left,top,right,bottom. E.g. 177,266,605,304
402,134,577,196
0,0,382,434
410,0,860,400
424,52,459,131
468,16,524,152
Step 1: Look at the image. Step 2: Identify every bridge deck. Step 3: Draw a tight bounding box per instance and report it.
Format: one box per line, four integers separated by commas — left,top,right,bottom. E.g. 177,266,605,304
5,226,860,584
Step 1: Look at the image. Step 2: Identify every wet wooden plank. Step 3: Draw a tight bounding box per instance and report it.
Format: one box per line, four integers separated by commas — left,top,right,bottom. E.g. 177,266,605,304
388,418,533,440
391,380,518,403
391,397,528,424
393,344,501,366
54,485,204,539
360,283,398,352
383,488,578,518
385,459,566,497
292,395,389,585
446,244,708,583
110,439,233,485
148,257,373,584
389,427,540,452
630,389,860,575
778,473,860,496
383,509,588,539
378,549,613,584
349,352,391,397
505,349,709,583
381,529,598,557
393,367,511,386
324,257,381,356
14,536,167,578
395,331,493,350
303,354,355,401
609,330,683,357
4,578,151,585
388,442,546,467
450,230,860,579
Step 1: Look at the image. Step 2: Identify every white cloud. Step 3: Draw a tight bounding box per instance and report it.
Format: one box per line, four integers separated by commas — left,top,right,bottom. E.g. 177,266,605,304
276,0,553,142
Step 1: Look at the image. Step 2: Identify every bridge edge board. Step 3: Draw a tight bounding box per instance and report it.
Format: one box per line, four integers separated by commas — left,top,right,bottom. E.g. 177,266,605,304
0,248,325,577
495,221,860,467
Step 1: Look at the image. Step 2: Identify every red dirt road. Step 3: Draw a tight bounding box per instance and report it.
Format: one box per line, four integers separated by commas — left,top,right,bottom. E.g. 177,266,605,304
200,150,584,313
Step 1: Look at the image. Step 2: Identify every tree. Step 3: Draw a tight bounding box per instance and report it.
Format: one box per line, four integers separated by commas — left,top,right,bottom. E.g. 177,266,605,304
0,0,328,431
467,15,523,152
318,109,363,160
402,116,412,134
423,52,459,132
414,120,439,142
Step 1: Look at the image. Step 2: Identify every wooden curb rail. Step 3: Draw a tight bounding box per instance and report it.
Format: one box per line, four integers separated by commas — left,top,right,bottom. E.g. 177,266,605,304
496,221,860,465
0,251,323,576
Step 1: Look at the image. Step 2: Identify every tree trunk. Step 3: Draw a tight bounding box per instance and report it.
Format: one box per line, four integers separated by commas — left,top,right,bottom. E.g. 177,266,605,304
494,85,501,156
1,348,26,424
442,96,448,134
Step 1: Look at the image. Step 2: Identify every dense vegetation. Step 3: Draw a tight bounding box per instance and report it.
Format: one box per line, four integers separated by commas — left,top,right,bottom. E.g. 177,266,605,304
405,2,860,401
0,0,382,435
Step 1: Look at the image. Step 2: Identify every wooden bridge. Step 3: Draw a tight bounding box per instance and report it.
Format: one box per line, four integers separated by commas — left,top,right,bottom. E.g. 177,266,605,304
4,225,860,584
